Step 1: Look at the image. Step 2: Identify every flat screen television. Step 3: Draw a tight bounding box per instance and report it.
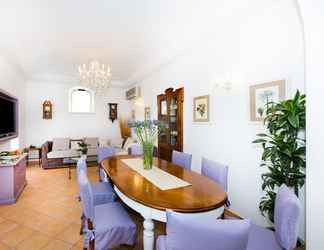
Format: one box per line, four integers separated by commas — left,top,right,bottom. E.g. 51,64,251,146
0,90,18,141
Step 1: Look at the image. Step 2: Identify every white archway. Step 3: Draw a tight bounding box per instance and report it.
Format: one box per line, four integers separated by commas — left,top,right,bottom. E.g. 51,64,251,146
293,1,324,248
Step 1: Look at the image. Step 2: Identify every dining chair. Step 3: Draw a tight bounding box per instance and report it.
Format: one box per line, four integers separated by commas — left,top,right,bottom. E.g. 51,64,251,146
130,144,143,155
247,184,301,250
77,158,116,205
201,157,230,206
172,150,192,170
156,210,251,250
78,169,137,250
77,159,117,235
97,146,115,182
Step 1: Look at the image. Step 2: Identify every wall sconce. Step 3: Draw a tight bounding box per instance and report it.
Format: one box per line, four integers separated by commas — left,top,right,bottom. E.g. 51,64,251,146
108,103,118,123
43,100,52,119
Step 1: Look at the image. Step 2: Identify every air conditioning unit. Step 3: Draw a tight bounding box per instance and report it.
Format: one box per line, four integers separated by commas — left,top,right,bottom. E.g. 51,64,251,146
126,86,141,100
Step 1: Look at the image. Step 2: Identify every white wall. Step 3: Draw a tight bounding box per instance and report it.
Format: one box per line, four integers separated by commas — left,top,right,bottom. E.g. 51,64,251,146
24,80,131,146
0,56,26,151
297,0,324,248
134,0,305,231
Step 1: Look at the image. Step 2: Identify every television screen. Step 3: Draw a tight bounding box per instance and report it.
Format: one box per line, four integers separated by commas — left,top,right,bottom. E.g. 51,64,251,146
0,92,17,139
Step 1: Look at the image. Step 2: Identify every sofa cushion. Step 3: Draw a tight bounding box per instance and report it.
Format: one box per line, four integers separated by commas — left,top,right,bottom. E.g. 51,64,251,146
84,137,99,148
99,138,110,147
110,137,124,149
47,150,79,159
52,138,70,151
70,139,83,150
87,148,98,156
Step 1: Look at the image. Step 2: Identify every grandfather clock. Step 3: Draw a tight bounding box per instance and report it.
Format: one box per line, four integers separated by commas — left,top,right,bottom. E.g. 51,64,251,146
157,87,184,161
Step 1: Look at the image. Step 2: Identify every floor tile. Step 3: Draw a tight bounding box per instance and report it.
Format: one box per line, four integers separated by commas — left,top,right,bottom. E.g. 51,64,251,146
39,218,70,237
0,225,35,247
0,242,10,250
55,223,82,245
16,233,51,250
0,220,18,235
41,239,72,250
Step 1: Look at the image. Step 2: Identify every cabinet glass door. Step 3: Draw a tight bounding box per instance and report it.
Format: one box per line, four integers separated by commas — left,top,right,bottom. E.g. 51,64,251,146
170,96,178,146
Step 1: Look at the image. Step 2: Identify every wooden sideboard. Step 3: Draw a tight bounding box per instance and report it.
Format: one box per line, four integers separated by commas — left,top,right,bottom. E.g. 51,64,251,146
0,154,27,204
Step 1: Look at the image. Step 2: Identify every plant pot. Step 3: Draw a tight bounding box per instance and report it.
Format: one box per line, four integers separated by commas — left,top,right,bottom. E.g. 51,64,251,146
142,142,153,170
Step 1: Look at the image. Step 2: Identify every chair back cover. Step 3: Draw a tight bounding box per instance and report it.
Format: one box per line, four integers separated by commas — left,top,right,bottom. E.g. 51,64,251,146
130,144,143,155
201,157,229,192
166,210,250,250
77,157,87,179
78,169,95,221
172,150,192,170
97,146,116,163
274,184,301,250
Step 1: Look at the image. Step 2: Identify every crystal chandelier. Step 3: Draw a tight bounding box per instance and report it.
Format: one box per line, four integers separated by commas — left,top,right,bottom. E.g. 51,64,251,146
78,60,112,93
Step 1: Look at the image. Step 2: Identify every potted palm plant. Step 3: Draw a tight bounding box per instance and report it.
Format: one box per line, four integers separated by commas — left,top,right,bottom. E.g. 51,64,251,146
253,90,306,222
128,120,166,170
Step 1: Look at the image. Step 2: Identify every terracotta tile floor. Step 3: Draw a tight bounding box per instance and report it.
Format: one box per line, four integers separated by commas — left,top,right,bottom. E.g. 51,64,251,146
0,163,165,250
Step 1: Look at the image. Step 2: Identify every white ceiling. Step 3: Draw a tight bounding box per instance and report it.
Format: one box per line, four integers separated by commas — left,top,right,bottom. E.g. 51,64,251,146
0,0,276,86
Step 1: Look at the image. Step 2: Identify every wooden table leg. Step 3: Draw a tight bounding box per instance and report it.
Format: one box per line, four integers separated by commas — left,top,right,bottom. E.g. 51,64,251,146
69,166,71,180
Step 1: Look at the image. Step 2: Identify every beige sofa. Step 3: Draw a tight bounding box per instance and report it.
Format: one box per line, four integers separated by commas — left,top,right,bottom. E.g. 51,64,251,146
41,137,136,169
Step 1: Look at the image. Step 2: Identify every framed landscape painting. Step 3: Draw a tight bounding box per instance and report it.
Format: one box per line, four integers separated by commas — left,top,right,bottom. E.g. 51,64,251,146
250,80,286,121
193,95,210,122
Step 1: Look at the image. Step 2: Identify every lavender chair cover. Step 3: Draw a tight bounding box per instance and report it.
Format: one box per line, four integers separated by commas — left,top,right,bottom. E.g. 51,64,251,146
201,157,230,206
77,159,115,205
201,158,228,191
78,170,136,250
274,185,301,250
247,184,301,250
172,150,192,170
130,144,143,155
97,147,115,182
97,146,115,163
156,210,250,250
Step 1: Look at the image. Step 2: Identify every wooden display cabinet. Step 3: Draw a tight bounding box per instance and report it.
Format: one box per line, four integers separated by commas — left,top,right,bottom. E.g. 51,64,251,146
157,87,184,161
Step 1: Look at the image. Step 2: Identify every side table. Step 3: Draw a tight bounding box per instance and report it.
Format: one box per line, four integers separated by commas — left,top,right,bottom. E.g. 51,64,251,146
27,147,42,166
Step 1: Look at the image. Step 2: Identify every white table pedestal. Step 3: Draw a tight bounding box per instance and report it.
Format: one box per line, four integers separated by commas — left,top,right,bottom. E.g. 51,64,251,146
114,187,224,250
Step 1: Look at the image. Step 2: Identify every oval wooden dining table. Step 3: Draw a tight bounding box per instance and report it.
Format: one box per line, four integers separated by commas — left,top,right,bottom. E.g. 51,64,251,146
101,155,227,250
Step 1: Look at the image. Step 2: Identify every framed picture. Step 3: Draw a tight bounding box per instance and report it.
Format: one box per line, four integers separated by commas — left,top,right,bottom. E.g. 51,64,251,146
193,95,210,122
250,80,286,121
144,106,151,120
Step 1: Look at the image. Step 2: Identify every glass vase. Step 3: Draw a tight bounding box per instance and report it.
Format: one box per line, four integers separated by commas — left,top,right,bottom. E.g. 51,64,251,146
142,142,153,170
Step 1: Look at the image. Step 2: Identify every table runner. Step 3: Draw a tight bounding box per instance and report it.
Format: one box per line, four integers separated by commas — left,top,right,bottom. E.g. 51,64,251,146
121,158,191,191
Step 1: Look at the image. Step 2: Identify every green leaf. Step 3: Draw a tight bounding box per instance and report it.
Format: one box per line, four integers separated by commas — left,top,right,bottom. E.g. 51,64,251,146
253,139,267,144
